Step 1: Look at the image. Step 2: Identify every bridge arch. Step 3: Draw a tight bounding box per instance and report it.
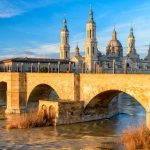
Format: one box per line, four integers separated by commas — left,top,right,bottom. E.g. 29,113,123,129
27,84,59,112
0,81,7,107
84,88,147,110
83,89,146,116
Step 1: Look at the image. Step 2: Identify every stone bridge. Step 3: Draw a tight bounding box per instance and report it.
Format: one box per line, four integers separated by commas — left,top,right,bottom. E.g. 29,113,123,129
0,73,150,127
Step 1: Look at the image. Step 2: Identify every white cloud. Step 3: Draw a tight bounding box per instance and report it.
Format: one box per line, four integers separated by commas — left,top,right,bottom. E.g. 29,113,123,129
121,2,150,16
0,0,23,18
0,0,64,18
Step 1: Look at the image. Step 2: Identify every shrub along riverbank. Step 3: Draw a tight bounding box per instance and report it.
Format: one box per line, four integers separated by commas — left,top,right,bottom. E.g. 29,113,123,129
119,125,150,150
7,110,56,129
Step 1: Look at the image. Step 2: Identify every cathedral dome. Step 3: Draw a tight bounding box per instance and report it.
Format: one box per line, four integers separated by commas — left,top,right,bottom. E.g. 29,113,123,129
106,28,123,57
107,40,122,48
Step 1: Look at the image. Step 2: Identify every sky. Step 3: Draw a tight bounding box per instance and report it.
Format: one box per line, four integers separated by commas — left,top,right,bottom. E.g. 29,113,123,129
0,0,150,60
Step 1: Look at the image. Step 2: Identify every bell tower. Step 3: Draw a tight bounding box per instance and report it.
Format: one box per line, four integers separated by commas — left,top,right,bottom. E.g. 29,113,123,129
60,17,70,60
85,6,98,73
127,26,135,54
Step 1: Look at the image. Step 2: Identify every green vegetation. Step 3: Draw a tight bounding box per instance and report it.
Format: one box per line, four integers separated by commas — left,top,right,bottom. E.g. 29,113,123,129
40,67,48,73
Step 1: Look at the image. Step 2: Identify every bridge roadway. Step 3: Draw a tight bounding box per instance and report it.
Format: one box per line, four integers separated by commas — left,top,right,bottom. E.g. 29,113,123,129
0,73,150,128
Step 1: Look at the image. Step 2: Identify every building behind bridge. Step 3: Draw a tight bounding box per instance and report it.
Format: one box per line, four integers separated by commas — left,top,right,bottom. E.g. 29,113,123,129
0,7,150,74
0,58,74,73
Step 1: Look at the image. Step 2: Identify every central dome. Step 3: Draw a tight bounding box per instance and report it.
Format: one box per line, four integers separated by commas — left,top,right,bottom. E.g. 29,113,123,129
106,29,123,58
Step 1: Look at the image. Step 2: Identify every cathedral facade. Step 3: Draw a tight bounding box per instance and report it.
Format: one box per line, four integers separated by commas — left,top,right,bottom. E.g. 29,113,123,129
1,7,150,74
60,7,150,74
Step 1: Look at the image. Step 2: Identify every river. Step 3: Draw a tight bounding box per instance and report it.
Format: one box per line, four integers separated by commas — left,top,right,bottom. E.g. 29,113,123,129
0,94,145,150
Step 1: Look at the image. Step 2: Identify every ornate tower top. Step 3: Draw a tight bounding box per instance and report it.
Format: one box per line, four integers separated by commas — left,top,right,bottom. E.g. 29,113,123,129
62,17,68,31
75,44,80,56
88,6,95,23
112,26,117,40
129,25,134,38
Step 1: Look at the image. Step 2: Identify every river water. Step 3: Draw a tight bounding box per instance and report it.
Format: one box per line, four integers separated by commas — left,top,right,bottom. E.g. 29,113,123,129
0,94,145,150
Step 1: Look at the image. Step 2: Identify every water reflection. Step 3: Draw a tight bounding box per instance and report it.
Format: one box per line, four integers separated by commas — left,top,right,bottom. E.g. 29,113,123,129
0,93,146,149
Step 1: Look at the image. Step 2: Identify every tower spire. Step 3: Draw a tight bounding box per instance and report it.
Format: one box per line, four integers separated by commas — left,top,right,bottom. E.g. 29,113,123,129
75,44,80,56
62,17,68,31
88,5,94,23
129,25,134,38
112,26,117,40
127,25,136,55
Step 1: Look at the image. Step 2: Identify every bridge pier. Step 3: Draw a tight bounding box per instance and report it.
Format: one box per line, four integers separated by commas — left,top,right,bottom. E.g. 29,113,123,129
5,73,27,114
146,111,150,129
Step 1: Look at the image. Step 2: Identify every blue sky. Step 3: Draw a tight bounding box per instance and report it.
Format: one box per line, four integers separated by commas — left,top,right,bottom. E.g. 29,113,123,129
0,0,150,59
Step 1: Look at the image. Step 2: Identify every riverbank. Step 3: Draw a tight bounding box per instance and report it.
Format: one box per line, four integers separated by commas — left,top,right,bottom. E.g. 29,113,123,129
120,125,150,150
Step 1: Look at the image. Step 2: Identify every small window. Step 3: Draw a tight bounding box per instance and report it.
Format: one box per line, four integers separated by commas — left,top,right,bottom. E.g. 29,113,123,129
93,47,94,55
66,51,68,58
66,37,67,44
87,48,89,55
90,29,91,38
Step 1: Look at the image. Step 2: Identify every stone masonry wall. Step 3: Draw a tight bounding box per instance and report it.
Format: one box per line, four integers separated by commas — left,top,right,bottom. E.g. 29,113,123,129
38,98,119,125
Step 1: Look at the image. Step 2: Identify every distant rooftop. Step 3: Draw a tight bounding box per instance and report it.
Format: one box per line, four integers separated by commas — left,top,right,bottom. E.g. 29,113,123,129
0,57,73,63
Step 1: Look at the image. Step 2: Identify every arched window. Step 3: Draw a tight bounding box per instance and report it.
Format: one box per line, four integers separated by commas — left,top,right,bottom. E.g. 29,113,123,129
87,48,89,55
90,30,91,38
66,37,67,44
66,51,68,58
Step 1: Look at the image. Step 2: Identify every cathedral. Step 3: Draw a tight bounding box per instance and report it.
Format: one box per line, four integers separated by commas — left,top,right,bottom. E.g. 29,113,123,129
61,7,150,74
0,7,150,74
